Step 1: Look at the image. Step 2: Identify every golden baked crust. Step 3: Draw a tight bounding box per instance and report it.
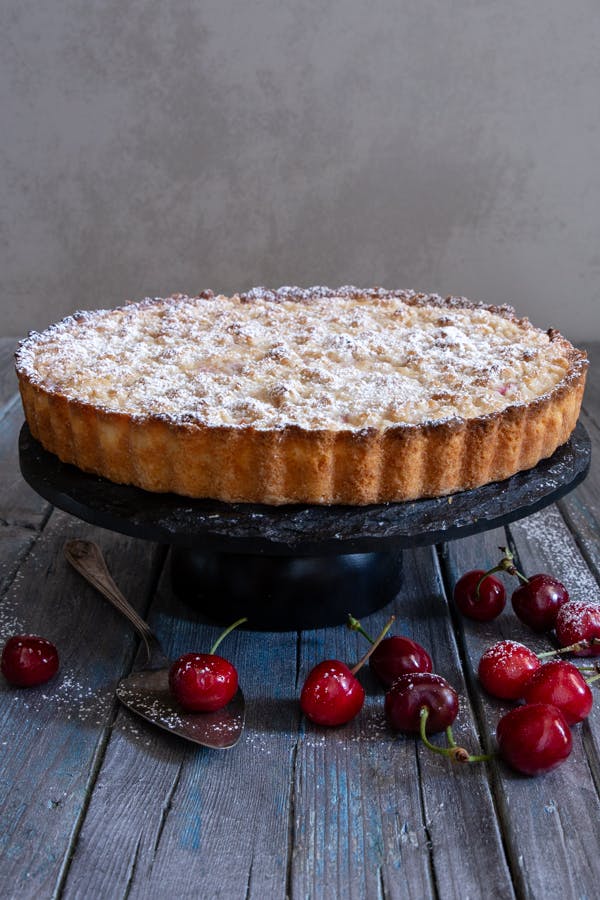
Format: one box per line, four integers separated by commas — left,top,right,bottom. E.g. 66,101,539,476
15,287,588,505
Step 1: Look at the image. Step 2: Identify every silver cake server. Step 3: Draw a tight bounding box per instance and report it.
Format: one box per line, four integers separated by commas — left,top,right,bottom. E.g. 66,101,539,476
64,539,245,749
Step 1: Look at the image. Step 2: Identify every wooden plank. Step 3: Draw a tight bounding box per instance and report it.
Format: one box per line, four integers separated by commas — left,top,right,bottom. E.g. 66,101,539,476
290,545,514,900
558,410,600,585
558,342,600,584
0,336,19,414
0,524,36,600
61,567,298,900
442,524,600,900
0,510,163,899
0,334,50,530
0,396,51,529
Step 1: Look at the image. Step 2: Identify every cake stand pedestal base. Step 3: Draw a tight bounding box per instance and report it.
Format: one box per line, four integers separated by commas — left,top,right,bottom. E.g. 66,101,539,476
170,547,403,630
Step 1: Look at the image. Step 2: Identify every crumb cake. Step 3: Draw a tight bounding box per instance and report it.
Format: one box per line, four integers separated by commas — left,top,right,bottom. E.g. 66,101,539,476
15,287,588,505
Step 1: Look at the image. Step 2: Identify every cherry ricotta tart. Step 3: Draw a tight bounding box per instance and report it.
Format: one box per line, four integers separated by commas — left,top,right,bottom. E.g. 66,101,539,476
15,287,587,505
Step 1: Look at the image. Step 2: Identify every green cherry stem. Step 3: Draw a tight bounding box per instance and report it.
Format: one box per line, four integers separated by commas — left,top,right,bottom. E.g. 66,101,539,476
499,547,530,585
350,615,395,675
209,617,248,655
537,638,600,659
419,708,493,764
347,614,376,645
474,547,529,597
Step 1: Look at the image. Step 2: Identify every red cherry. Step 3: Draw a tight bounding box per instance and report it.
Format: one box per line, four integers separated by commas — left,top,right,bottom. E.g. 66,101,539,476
555,601,600,657
1,635,59,687
496,703,572,775
522,660,593,725
169,653,238,712
511,574,569,632
300,614,396,726
453,570,506,621
384,673,459,734
300,660,365,726
478,640,541,700
169,615,246,712
370,636,432,687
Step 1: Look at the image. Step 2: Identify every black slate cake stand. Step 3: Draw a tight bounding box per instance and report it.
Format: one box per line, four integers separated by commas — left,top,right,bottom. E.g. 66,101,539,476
19,422,591,630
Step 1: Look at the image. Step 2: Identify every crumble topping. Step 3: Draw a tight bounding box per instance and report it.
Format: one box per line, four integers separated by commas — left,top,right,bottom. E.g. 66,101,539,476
16,287,576,430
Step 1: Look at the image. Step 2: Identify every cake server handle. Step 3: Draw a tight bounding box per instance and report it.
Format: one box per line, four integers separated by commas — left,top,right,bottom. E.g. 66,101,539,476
64,539,166,666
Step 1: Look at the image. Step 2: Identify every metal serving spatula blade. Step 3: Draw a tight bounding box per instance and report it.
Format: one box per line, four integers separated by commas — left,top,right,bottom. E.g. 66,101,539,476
64,539,245,749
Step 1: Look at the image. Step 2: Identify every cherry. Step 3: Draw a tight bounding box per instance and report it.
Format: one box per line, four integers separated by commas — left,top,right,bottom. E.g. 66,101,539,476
1,635,59,687
511,574,569,632
522,660,593,725
370,636,433,687
555,601,600,657
169,653,238,712
478,640,541,700
300,660,365,726
301,615,395,726
496,703,572,776
346,616,432,687
384,673,459,734
453,570,505,621
379,651,489,766
169,617,246,712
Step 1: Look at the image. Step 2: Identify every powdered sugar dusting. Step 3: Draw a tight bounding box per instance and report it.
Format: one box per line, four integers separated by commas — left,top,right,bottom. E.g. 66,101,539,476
3,668,115,727
514,508,600,604
558,601,600,626
16,287,576,430
480,639,531,664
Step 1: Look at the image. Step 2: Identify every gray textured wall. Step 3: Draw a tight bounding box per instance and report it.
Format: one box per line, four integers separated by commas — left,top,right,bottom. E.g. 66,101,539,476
1,2,599,341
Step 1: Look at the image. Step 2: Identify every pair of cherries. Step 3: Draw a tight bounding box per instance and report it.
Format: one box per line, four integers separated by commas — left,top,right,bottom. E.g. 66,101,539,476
477,638,598,775
1,621,245,715
300,616,488,765
299,615,437,728
453,547,570,631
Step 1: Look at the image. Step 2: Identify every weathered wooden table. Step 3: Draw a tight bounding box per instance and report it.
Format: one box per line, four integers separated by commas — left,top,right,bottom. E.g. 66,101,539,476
1,338,599,900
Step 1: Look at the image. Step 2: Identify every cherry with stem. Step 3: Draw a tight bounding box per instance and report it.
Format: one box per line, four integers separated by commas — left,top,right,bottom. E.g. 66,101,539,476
169,616,248,713
452,562,506,622
489,546,569,632
347,614,432,686
300,615,396,726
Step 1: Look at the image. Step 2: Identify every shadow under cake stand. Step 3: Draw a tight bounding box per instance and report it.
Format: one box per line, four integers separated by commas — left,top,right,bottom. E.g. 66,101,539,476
19,422,591,630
